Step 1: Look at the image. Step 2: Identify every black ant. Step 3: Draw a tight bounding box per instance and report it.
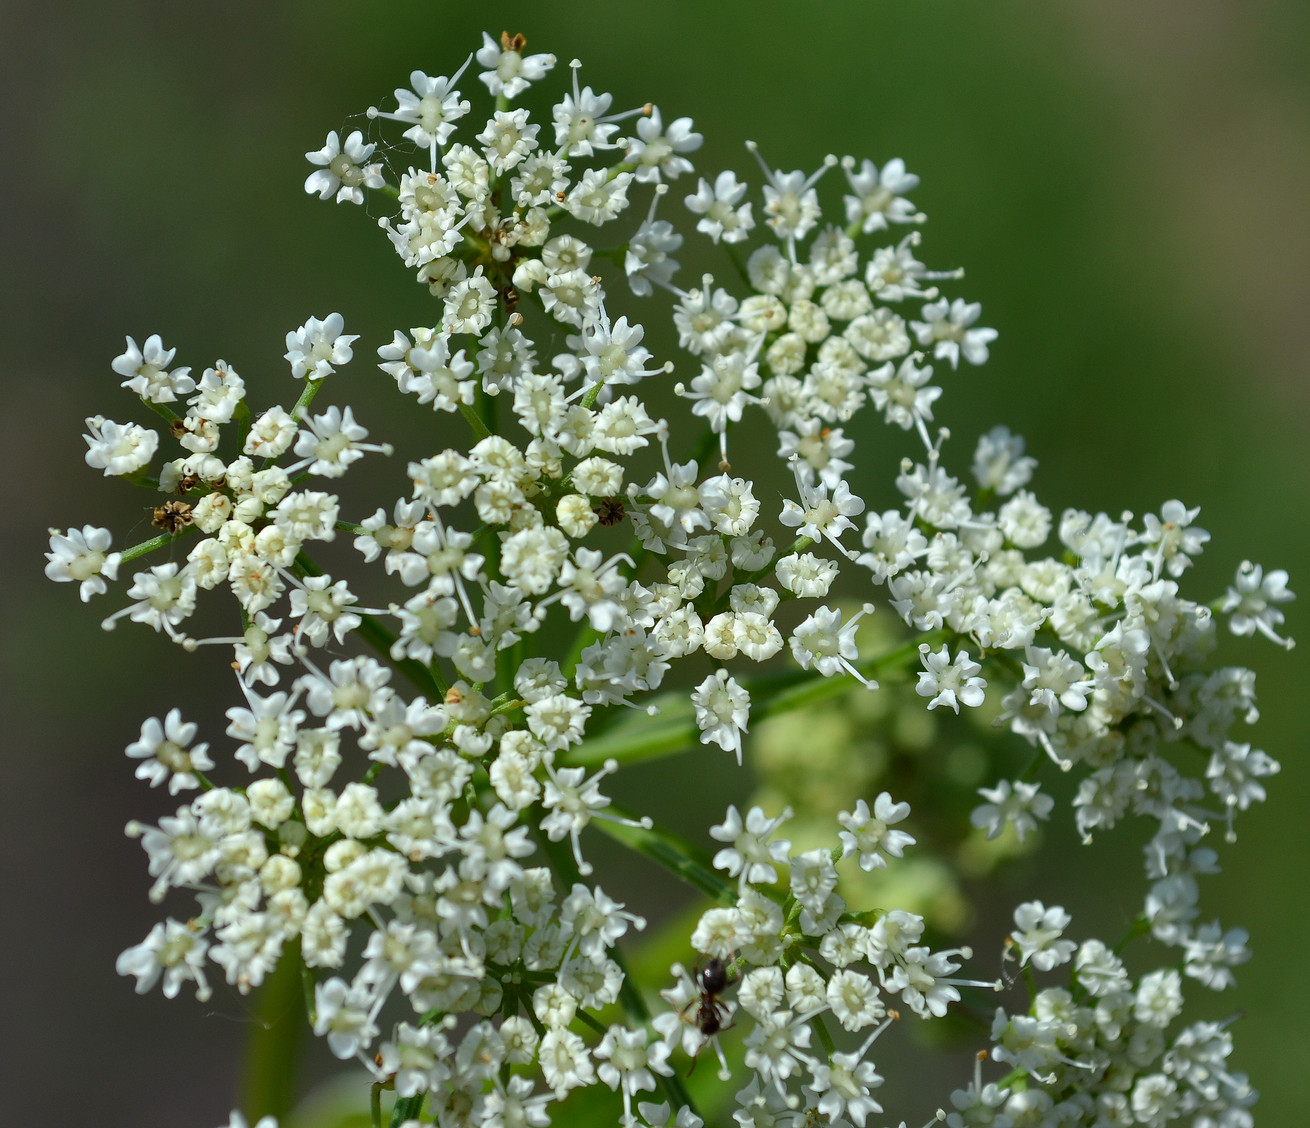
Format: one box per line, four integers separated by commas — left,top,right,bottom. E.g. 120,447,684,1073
680,956,738,1074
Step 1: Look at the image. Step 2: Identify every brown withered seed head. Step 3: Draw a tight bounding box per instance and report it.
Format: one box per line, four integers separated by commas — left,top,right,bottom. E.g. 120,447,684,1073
595,497,626,527
152,499,194,534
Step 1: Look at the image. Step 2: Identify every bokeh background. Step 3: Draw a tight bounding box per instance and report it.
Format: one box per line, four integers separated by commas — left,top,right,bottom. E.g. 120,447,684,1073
2,1,1307,1125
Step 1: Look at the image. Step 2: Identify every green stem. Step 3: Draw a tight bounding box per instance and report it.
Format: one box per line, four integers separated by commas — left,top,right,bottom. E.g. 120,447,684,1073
810,1012,836,1057
390,1094,424,1127
565,631,944,769
1111,914,1151,956
591,813,737,906
289,376,326,422
611,943,703,1119
120,530,194,564
239,943,306,1122
460,399,493,441
530,823,704,1119
300,962,317,1026
143,399,182,424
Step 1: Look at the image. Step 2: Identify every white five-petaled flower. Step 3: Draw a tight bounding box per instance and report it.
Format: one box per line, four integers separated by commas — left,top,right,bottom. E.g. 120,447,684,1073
476,31,556,100
1221,561,1295,648
116,918,212,1002
910,297,997,368
112,334,194,402
304,130,385,205
82,415,158,477
838,793,915,871
841,155,923,233
1010,901,1076,971
691,669,751,764
789,604,877,686
685,170,755,243
779,475,866,554
915,644,987,713
709,804,791,887
284,313,358,380
291,405,393,478
369,63,473,151
126,708,213,793
625,106,702,183
1140,499,1210,579
971,779,1054,843
45,525,120,601
594,1024,673,1127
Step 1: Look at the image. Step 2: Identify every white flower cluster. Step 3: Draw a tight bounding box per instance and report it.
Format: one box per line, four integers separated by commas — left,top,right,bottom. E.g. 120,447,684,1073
48,30,1294,1128
652,799,995,1127
947,902,1255,1127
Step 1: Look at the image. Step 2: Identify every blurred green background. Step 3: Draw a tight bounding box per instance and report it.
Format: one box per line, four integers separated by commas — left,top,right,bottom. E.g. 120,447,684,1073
2,1,1307,1124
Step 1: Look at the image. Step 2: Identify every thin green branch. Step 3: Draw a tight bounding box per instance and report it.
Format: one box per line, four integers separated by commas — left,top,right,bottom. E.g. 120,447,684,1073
120,529,195,564
460,399,493,441
565,630,944,769
289,376,326,422
389,1094,424,1127
591,813,737,907
611,943,703,1119
239,944,306,1123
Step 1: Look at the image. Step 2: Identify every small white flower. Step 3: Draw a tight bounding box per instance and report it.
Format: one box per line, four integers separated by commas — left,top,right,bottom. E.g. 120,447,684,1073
1010,901,1076,971
476,31,556,100
117,919,211,1002
82,415,158,477
685,170,755,244
842,155,922,233
709,804,790,888
304,129,385,205
838,793,915,871
45,525,120,601
690,669,751,764
125,708,213,793
910,297,997,368
284,313,358,380
313,976,379,1059
915,644,987,713
626,106,701,183
1221,560,1295,648
113,334,194,402
971,779,1054,843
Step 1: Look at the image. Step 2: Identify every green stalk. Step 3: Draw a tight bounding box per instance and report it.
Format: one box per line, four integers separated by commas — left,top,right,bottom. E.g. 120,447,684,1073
239,943,306,1122
120,529,196,564
460,400,493,441
390,1094,424,1127
531,824,705,1120
565,630,944,768
288,376,326,422
591,814,737,907
610,943,703,1118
